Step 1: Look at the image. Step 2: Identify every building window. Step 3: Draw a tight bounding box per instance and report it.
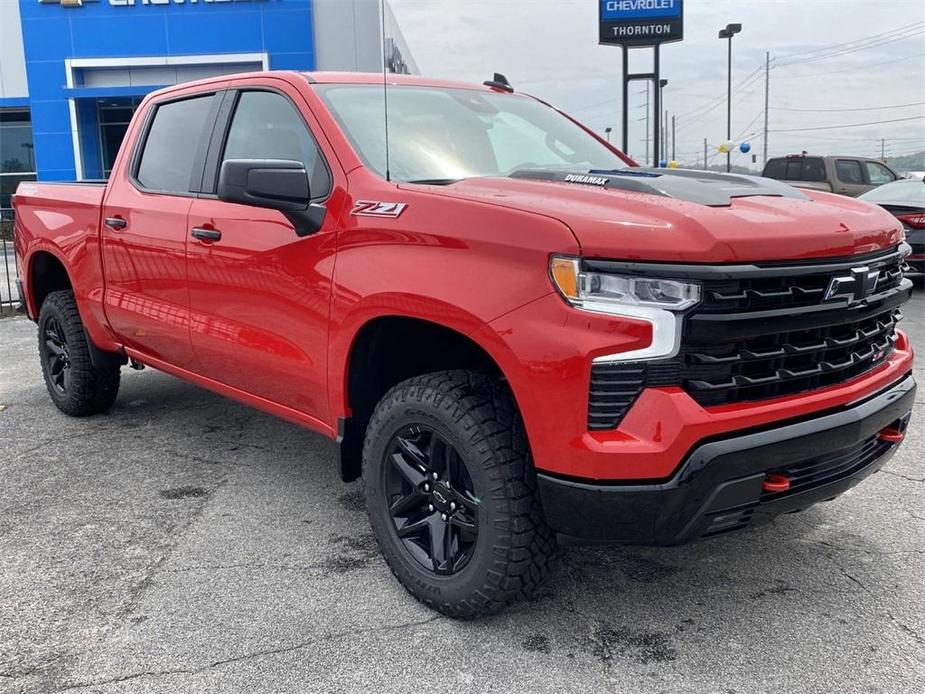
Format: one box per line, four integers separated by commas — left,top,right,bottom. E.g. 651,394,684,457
0,109,36,215
97,97,142,178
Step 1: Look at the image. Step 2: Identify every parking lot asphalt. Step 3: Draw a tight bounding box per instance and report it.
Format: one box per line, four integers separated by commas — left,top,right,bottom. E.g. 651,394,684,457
1,286,923,694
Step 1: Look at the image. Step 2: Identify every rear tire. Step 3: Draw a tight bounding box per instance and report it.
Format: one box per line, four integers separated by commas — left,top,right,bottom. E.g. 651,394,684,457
363,370,556,618
38,290,120,416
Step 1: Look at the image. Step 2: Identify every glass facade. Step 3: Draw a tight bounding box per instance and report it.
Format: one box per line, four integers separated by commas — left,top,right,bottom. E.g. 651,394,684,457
0,109,36,213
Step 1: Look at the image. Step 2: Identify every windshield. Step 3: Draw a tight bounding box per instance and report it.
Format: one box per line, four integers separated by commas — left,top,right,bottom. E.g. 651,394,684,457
314,84,627,183
859,179,925,203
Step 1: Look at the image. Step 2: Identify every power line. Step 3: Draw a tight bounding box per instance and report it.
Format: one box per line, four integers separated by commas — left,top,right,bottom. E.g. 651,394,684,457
776,28,925,68
771,101,925,113
772,53,925,80
775,21,925,59
771,115,925,133
673,64,764,123
775,21,925,64
673,71,766,136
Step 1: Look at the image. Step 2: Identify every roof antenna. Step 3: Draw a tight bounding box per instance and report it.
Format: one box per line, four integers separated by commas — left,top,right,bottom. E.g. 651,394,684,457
380,0,392,182
483,73,514,93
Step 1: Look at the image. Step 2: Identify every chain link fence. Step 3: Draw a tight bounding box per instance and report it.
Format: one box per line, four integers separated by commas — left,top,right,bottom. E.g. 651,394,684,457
1,208,21,317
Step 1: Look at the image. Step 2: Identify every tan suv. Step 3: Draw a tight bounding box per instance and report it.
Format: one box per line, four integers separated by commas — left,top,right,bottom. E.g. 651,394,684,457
762,154,899,196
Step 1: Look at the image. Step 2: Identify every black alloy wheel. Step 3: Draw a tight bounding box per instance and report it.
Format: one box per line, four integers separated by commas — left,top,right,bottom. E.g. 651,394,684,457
384,425,481,575
37,290,121,416
363,370,556,618
43,316,72,394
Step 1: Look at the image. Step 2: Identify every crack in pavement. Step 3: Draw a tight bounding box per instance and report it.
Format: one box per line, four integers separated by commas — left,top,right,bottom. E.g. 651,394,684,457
881,469,925,483
50,615,442,692
829,556,925,650
8,476,234,694
159,558,375,574
887,613,925,647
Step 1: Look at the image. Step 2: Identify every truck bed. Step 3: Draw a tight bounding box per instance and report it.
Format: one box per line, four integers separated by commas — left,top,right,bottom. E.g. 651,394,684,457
13,181,108,340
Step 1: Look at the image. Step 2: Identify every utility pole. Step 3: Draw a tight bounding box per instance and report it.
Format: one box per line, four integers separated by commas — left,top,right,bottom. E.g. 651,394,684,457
881,138,886,160
671,115,676,162
762,51,770,167
704,138,708,169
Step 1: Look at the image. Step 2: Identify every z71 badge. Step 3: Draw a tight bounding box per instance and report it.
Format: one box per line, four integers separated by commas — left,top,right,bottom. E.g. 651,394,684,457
351,201,408,218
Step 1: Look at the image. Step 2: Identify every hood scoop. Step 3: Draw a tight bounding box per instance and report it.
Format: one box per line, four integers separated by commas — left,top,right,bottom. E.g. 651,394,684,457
510,167,810,207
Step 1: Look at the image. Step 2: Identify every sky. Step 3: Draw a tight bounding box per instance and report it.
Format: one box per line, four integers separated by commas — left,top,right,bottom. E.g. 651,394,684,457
388,0,925,171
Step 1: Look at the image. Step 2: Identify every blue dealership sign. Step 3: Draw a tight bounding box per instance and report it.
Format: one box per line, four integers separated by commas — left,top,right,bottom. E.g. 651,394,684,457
599,0,684,46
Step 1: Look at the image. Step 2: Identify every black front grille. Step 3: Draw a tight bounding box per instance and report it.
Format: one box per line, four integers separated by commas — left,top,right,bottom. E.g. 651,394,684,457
681,308,901,406
698,253,905,313
585,247,912,430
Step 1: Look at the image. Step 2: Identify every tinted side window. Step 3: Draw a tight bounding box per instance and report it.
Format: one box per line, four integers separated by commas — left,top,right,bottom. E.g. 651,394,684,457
802,157,826,182
865,161,895,185
836,159,864,184
222,91,331,200
763,159,786,179
785,160,803,181
136,95,216,193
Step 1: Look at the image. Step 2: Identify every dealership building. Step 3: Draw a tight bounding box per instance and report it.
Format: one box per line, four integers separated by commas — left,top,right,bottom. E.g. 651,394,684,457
0,0,416,209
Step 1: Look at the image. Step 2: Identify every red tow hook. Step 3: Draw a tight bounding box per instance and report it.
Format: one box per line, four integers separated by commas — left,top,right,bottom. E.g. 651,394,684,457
878,427,905,443
762,473,791,494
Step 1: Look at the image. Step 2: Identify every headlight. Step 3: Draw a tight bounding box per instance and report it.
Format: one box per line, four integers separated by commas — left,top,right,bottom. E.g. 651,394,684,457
549,256,701,362
549,256,700,312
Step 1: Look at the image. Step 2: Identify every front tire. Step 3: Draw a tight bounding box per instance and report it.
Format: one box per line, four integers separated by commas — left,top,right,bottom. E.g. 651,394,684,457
38,290,120,416
363,370,556,618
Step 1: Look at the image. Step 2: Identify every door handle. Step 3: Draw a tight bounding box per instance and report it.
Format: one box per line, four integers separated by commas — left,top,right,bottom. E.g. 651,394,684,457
191,227,222,242
105,217,127,230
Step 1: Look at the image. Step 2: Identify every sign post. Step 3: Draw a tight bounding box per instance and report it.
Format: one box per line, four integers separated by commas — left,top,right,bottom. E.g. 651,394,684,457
598,0,683,165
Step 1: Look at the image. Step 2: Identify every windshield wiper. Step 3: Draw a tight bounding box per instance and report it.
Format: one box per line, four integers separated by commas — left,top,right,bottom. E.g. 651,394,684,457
406,178,460,185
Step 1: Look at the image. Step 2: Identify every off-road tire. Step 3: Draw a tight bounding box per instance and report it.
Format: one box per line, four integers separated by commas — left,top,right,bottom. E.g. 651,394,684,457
38,290,120,416
363,370,556,618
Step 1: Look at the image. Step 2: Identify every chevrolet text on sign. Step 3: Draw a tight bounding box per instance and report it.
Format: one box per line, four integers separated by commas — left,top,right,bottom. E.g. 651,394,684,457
599,0,683,47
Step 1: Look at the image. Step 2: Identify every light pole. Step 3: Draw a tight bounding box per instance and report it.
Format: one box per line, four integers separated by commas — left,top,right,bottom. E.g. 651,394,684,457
658,78,668,162
718,22,742,172
605,126,612,143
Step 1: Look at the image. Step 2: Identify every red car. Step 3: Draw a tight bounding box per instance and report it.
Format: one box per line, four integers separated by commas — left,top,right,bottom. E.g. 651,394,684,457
13,71,915,617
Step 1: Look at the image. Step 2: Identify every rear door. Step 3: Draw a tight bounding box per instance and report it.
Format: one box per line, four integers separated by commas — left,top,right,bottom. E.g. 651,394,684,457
185,78,341,421
101,87,224,366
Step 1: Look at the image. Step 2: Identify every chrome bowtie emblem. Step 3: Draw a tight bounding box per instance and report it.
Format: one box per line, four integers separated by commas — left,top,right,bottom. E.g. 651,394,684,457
823,266,881,303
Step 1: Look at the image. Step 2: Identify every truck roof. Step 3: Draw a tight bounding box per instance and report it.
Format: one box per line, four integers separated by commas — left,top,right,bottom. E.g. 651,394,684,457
144,70,512,102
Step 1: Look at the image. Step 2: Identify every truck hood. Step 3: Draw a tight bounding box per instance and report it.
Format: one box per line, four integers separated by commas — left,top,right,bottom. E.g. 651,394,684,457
402,169,903,262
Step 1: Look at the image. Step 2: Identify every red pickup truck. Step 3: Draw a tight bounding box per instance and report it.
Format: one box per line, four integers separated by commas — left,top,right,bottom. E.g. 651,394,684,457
13,71,915,618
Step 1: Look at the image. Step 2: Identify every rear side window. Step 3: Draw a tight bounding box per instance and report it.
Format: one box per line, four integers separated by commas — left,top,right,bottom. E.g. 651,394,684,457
763,159,786,179
865,161,895,185
136,94,216,193
836,159,864,184
801,157,825,182
222,91,331,200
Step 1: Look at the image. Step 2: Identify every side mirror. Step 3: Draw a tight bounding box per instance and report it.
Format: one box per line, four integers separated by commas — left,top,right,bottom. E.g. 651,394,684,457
217,159,326,237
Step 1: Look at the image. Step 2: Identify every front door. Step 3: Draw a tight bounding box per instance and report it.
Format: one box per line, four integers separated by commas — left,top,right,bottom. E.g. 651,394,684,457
101,90,221,367
833,159,870,197
185,84,339,421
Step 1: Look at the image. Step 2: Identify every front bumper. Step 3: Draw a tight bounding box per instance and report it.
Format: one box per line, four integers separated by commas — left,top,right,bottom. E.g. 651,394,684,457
538,374,915,544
